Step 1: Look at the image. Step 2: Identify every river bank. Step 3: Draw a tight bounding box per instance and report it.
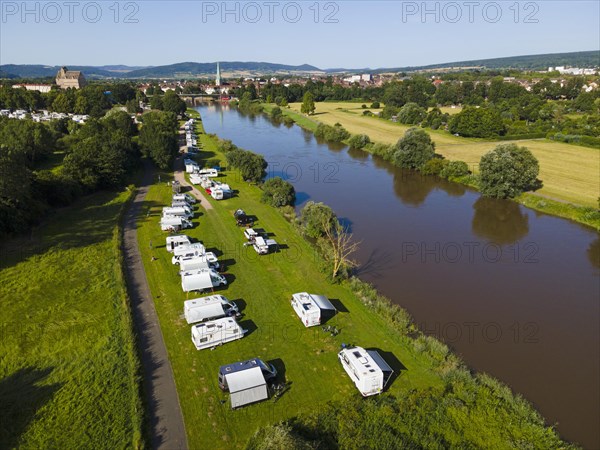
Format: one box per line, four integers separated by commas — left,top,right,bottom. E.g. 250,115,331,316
261,103,600,231
131,107,578,448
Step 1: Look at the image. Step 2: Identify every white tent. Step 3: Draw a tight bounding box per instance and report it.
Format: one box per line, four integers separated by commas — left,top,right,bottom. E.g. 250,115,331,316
226,366,268,408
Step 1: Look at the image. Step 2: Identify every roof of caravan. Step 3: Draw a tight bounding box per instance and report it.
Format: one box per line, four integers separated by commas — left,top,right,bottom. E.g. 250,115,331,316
184,295,227,308
225,366,266,393
340,347,383,376
293,292,335,311
367,350,393,374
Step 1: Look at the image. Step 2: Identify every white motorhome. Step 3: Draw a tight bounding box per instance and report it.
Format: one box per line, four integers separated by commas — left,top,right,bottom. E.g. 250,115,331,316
291,292,336,327
184,295,239,324
166,235,191,252
173,193,197,204
181,268,227,292
198,168,219,177
210,188,232,200
178,254,220,272
185,162,199,173
189,174,203,185
172,242,206,257
191,317,246,350
172,200,193,209
253,236,278,255
160,217,192,232
338,346,394,397
162,206,193,219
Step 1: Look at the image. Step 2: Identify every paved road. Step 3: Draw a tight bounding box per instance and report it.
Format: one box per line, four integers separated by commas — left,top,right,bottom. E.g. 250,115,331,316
174,157,214,211
122,162,188,450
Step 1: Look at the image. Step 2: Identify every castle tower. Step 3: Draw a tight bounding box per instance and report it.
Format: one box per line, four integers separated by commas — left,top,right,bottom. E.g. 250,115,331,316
216,62,221,86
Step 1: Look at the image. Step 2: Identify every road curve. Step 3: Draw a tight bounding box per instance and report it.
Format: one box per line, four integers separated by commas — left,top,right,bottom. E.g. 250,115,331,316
122,162,188,450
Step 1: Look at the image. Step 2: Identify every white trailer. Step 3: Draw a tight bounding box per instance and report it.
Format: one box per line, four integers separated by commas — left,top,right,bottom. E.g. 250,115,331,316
185,162,199,173
181,268,227,292
191,317,246,350
338,346,394,397
166,235,191,252
178,257,211,273
163,206,193,219
291,292,336,327
210,188,232,200
173,251,218,266
184,295,239,324
198,168,219,177
160,217,192,232
173,193,197,204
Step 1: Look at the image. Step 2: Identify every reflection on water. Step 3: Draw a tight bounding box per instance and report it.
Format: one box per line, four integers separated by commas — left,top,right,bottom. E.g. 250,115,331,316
472,197,529,245
588,237,600,269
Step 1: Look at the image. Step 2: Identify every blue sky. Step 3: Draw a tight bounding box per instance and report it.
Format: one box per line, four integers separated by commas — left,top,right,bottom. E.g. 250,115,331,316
1,1,598,68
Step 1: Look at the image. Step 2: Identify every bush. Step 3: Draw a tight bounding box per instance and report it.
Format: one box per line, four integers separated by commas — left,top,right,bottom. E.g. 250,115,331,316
270,106,282,120
448,106,506,138
370,101,380,109
225,148,267,183
440,160,470,179
370,142,395,160
479,144,540,199
361,104,367,109
300,201,337,238
420,158,449,176
397,102,427,125
362,110,373,116
393,128,436,169
261,177,295,207
314,123,350,142
347,134,371,149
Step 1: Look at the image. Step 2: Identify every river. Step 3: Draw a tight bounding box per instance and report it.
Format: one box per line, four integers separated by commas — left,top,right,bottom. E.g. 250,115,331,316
196,103,600,448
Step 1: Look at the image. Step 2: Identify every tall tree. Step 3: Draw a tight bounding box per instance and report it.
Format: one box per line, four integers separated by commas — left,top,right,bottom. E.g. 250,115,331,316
301,92,316,115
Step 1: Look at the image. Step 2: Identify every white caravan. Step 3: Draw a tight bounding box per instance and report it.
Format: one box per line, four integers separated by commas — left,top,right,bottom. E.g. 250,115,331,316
172,251,218,266
210,188,232,201
181,268,227,292
172,200,193,209
185,161,199,173
338,346,394,397
253,236,278,255
166,235,191,252
191,317,246,350
160,217,192,232
291,292,336,327
162,206,193,219
189,174,203,185
178,255,220,272
184,295,239,324
173,193,197,204
198,168,219,177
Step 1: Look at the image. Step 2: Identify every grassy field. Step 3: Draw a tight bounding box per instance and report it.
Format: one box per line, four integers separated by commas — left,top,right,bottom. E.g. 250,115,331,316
0,190,144,449
283,102,599,207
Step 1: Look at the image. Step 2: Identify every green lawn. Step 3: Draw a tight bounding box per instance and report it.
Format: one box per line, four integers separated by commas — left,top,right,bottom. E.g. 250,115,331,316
136,124,443,448
0,190,144,449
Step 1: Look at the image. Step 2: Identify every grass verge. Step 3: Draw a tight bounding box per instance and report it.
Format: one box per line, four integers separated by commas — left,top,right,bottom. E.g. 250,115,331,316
0,188,144,449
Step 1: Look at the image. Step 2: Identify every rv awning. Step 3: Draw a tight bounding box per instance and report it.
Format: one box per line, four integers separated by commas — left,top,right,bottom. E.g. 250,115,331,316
226,366,266,393
367,350,394,386
311,294,336,311
226,366,268,408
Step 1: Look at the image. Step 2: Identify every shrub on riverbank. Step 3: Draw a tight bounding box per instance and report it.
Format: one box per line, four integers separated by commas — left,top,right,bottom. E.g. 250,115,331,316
314,123,351,142
347,133,371,149
261,176,295,207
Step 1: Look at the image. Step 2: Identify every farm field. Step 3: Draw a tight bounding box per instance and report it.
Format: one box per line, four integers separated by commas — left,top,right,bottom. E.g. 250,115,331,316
0,190,143,449
285,102,600,207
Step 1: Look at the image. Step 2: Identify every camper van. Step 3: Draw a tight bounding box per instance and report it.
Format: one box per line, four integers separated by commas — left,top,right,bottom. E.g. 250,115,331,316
338,346,394,397
189,174,203,185
291,292,336,327
218,358,277,391
160,217,192,232
185,162,199,173
184,295,239,324
190,317,246,350
166,235,191,252
173,193,197,204
198,168,219,177
181,268,227,292
210,188,232,200
163,206,193,219
253,236,278,255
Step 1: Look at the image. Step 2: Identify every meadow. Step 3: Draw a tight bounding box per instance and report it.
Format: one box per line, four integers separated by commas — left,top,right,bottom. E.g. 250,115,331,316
0,190,144,449
284,102,599,208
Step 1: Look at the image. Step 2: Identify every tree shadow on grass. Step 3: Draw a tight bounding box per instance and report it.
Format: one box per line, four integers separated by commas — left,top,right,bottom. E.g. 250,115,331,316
0,367,62,449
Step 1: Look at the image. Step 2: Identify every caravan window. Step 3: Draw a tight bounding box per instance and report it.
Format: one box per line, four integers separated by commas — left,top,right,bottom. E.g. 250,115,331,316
200,337,208,343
